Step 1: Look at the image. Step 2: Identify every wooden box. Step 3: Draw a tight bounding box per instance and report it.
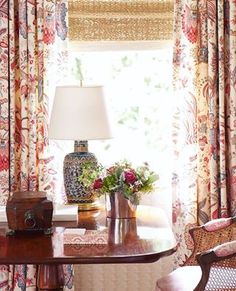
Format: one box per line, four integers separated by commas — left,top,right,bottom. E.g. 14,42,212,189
6,191,53,234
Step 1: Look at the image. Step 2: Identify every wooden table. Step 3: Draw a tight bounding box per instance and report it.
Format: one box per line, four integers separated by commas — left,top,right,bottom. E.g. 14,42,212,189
0,205,176,290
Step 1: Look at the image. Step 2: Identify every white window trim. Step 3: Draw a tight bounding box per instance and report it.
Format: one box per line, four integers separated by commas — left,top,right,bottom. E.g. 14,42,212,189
69,40,173,52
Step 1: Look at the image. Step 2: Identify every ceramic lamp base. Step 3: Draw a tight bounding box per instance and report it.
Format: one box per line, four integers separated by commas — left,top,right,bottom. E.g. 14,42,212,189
63,141,99,210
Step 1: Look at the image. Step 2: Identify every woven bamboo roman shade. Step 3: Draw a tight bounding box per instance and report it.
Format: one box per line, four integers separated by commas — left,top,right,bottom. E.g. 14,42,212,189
68,0,174,41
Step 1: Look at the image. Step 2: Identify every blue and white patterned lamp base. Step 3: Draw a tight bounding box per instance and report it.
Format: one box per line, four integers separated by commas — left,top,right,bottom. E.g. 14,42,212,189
63,140,100,210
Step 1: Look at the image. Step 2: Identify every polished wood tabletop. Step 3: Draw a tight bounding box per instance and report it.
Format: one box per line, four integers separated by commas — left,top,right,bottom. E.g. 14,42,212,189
0,205,176,265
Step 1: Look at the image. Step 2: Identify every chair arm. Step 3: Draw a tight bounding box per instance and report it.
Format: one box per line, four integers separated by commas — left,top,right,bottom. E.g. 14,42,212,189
194,241,236,291
213,240,236,257
185,217,236,266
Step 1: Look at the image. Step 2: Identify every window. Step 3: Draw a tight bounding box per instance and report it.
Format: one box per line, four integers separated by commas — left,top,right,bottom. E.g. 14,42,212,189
51,43,173,218
50,0,174,215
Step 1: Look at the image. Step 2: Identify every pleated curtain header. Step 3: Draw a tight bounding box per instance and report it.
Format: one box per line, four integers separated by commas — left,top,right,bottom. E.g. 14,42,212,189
68,0,174,41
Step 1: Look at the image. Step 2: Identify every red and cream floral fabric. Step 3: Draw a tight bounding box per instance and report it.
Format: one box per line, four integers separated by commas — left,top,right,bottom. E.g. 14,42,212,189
0,0,68,199
0,0,72,290
172,0,236,266
214,241,236,258
204,218,232,232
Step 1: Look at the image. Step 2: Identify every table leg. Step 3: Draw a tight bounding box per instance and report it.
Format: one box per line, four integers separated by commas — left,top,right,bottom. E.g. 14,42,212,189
37,264,65,290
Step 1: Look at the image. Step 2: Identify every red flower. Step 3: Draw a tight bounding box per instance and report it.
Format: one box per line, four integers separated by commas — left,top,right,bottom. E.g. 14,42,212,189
124,170,136,184
93,178,103,190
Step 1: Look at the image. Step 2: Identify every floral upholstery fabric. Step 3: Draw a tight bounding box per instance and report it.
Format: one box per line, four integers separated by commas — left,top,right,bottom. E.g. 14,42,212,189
214,241,236,258
204,218,232,232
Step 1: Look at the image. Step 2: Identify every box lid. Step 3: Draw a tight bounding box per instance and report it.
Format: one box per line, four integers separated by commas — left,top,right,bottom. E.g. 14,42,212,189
8,191,47,203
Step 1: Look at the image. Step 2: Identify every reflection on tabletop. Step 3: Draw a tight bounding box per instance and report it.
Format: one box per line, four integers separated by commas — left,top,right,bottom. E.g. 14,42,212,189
0,206,176,265
63,206,176,259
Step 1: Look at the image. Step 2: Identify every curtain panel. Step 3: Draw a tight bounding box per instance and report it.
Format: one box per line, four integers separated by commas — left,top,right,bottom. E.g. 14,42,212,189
68,0,174,41
0,0,73,289
172,0,236,266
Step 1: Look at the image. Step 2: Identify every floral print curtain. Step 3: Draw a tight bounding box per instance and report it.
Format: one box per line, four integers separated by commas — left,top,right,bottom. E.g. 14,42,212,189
0,0,73,289
172,0,236,265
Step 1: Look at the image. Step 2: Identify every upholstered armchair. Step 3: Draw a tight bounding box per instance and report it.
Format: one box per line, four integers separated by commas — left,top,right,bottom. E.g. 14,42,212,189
156,216,236,290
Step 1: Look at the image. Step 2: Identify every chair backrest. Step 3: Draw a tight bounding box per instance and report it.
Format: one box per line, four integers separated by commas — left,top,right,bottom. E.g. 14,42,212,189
184,216,236,266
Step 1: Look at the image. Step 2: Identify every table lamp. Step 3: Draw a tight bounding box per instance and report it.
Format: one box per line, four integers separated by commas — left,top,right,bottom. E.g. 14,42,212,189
49,85,112,210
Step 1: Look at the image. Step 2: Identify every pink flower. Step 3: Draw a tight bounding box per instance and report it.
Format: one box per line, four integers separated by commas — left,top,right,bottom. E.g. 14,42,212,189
124,170,136,184
93,178,103,190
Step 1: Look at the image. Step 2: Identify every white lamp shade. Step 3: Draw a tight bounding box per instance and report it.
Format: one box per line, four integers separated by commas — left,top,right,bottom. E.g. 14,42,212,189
49,85,112,140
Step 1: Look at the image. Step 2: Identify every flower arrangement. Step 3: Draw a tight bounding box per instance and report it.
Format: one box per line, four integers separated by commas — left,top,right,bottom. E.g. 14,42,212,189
79,160,158,205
